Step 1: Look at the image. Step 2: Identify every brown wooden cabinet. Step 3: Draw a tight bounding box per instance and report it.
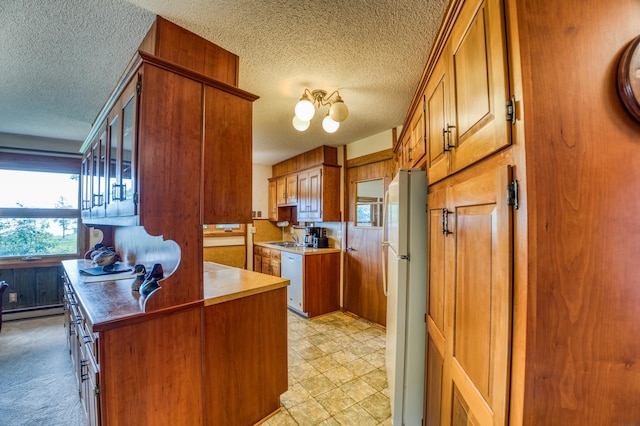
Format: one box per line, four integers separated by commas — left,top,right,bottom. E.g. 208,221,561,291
287,165,341,223
425,49,452,184
276,174,298,206
408,96,426,168
267,179,278,221
81,57,256,228
426,0,510,184
407,0,640,424
254,247,281,277
63,276,100,426
302,252,340,318
426,165,513,425
269,146,341,224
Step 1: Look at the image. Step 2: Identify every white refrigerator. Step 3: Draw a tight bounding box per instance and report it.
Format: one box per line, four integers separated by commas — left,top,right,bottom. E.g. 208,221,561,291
382,168,427,426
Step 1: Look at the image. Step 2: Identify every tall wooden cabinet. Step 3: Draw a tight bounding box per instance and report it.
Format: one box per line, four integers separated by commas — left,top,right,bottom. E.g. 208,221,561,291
405,0,640,424
400,0,514,423
426,166,513,425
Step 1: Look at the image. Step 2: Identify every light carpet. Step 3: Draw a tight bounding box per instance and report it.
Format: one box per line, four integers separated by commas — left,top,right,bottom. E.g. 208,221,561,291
0,315,84,426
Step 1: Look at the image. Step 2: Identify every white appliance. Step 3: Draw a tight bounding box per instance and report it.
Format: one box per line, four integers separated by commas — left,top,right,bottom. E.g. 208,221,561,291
281,252,304,315
382,168,427,426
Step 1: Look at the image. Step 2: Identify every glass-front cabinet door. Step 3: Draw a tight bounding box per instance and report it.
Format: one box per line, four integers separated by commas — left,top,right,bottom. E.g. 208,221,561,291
118,80,137,217
90,123,107,218
107,114,119,216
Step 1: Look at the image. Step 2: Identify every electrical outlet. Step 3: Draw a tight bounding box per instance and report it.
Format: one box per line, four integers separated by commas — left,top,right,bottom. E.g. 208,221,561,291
9,292,17,303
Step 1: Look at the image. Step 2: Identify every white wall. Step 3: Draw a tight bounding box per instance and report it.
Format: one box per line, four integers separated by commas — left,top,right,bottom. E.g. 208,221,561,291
345,128,398,160
252,163,271,218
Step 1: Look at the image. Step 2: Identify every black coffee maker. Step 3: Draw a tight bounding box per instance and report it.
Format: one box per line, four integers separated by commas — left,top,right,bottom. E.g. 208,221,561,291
305,226,328,248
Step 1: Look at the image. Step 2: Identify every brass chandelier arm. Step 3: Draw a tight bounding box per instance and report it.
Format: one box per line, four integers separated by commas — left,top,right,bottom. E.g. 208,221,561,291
308,89,342,107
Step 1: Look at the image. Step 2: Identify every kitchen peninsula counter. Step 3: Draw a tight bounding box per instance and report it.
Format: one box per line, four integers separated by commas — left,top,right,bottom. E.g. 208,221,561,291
203,260,289,304
61,259,288,425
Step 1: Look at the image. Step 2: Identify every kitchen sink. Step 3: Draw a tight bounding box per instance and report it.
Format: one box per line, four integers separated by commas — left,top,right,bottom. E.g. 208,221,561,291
269,241,306,248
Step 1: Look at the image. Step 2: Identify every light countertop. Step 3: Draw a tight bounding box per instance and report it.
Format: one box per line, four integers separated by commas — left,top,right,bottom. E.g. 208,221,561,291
62,259,288,329
256,241,342,255
203,261,288,306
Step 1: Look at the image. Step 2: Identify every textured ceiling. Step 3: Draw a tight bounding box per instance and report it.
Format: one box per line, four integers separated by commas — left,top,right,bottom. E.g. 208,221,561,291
0,0,448,165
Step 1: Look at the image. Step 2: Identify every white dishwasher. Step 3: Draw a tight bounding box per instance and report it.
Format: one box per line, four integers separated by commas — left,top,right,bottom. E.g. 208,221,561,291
281,252,304,316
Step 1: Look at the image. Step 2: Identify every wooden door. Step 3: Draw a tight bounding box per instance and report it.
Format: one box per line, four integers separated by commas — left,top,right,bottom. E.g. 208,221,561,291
344,153,395,326
441,165,513,426
449,0,510,173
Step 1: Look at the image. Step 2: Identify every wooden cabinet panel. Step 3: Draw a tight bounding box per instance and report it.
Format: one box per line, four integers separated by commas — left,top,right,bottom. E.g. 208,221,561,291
448,0,510,173
99,307,204,425
427,188,447,336
268,179,278,221
426,50,452,184
298,168,322,222
285,175,298,205
203,288,287,425
432,165,512,426
303,252,340,318
139,16,239,86
257,248,281,277
409,96,426,167
202,84,253,224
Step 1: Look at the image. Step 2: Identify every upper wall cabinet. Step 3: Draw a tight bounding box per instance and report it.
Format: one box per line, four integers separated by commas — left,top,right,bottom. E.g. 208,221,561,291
400,0,511,184
80,17,258,231
268,146,341,224
446,0,511,175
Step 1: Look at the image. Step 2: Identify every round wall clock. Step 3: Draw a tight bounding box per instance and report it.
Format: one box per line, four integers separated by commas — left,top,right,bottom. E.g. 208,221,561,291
617,35,640,123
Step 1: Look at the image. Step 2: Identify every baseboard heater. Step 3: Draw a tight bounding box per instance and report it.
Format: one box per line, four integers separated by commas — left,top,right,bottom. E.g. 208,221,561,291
3,304,64,321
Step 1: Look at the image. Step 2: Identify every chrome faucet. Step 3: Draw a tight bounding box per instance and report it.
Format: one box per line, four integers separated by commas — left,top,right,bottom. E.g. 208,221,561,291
288,230,299,244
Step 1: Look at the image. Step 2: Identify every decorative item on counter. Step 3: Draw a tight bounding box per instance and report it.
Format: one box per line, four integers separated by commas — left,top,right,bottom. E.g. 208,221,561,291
139,263,164,297
131,264,147,292
85,243,119,266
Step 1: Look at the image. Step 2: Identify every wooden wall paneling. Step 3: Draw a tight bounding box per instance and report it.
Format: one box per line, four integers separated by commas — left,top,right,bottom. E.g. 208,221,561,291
515,0,640,423
7,269,33,309
203,288,288,425
99,307,204,426
136,64,204,310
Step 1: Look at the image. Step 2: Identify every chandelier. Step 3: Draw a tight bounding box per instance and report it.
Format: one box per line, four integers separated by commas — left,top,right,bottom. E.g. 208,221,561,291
292,89,349,133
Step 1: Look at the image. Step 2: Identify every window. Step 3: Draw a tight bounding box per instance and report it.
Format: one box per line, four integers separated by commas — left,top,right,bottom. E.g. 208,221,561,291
355,179,385,228
0,154,81,260
203,224,245,236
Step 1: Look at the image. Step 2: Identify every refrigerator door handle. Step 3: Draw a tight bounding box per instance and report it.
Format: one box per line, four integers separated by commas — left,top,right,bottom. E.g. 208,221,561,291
382,189,390,297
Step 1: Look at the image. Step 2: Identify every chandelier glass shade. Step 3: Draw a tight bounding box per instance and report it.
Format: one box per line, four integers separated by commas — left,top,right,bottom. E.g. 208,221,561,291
293,88,349,133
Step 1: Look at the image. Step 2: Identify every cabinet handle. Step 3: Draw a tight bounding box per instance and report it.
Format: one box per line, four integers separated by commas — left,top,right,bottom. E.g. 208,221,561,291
81,359,89,382
92,194,104,207
443,125,456,152
442,208,453,236
407,147,413,162
111,183,126,201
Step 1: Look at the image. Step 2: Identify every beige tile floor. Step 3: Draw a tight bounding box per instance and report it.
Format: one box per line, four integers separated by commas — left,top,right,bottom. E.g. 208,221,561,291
263,310,391,426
